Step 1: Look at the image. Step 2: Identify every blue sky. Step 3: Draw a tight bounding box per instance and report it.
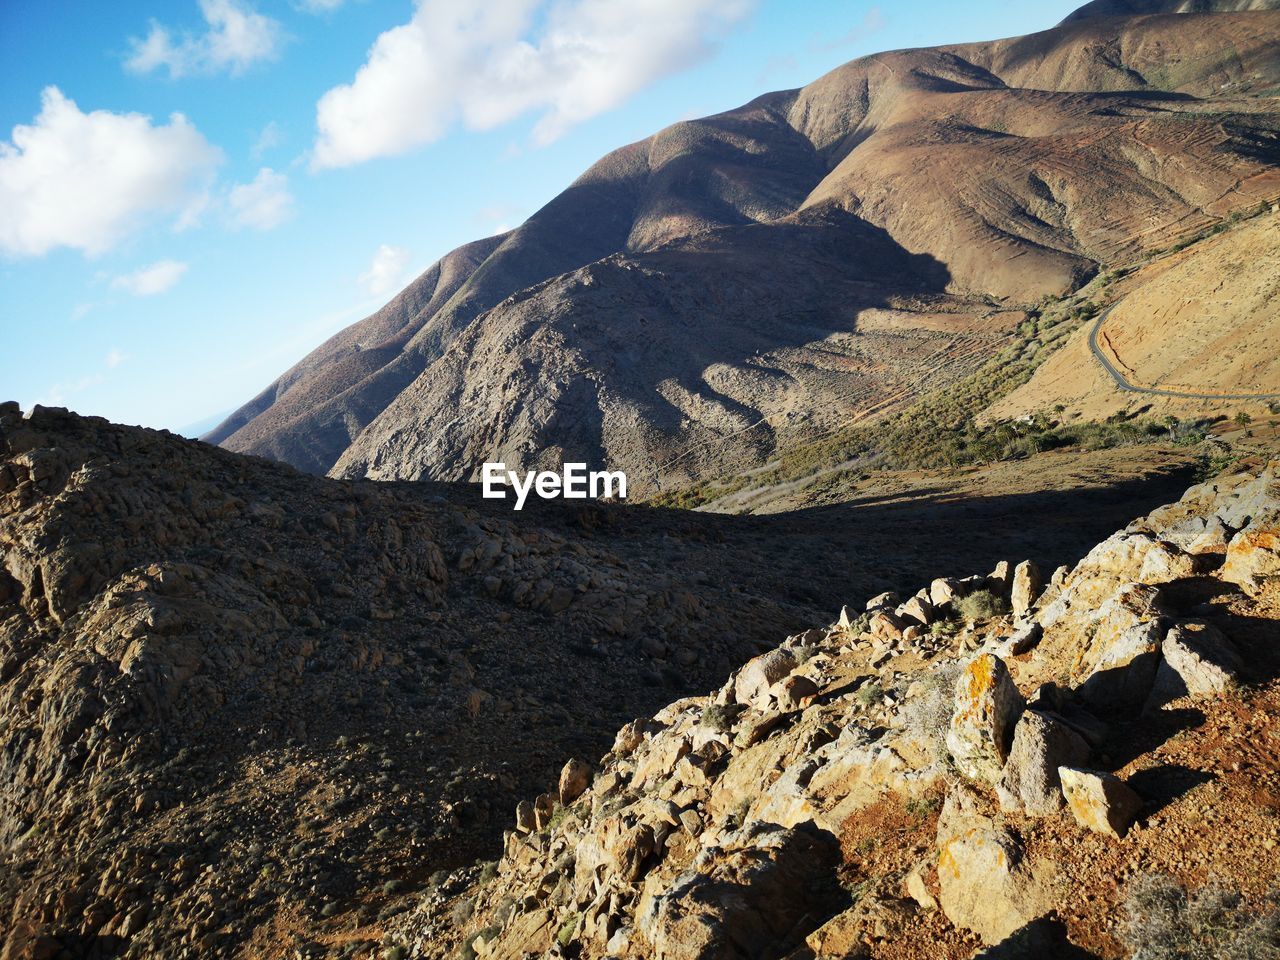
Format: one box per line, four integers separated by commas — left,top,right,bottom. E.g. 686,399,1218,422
0,0,1080,435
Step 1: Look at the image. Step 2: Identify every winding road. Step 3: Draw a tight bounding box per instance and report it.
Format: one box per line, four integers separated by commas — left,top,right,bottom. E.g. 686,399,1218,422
1088,301,1280,401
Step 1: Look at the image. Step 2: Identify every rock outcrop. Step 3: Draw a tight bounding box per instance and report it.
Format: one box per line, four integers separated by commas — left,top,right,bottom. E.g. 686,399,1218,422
394,457,1280,957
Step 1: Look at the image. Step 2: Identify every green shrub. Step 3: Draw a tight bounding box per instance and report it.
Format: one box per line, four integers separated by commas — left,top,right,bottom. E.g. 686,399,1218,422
460,926,502,960
855,681,884,708
556,914,581,948
955,589,1010,621
1119,874,1280,960
701,702,745,733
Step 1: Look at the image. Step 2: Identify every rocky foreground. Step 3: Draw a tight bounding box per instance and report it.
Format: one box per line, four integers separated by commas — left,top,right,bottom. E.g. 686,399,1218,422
411,462,1280,958
0,403,861,960
2,403,1277,959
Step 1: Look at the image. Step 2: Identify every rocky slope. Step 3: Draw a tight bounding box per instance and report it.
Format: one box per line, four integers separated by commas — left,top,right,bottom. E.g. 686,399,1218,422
986,207,1280,424
410,459,1280,959
1,403,1207,959
211,5,1280,492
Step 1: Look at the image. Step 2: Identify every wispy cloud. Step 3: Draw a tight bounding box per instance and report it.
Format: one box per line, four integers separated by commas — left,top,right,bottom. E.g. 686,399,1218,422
37,373,105,408
227,167,294,230
106,348,130,368
312,0,753,169
294,0,345,12
127,0,282,78
111,259,189,296
359,244,410,296
250,120,283,159
809,6,886,53
0,87,221,257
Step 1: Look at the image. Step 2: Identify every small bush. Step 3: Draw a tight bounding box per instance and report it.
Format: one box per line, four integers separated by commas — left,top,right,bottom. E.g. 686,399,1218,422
855,681,884,708
460,926,502,960
955,589,1011,621
899,662,963,758
450,896,475,925
1119,874,1280,960
556,914,581,948
477,860,499,884
794,645,820,665
905,794,942,823
701,702,745,733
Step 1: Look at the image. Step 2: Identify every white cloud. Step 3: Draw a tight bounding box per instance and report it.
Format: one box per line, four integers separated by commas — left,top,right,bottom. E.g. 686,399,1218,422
37,374,105,408
250,120,283,159
227,167,294,230
0,88,221,258
127,0,282,78
111,260,189,296
295,0,345,11
106,348,130,368
312,0,751,169
70,303,93,322
359,244,410,296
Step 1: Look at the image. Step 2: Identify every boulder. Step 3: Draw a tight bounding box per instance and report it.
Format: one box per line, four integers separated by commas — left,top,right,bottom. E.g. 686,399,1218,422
1136,539,1204,584
533,793,556,831
515,800,535,834
1148,621,1242,706
905,864,938,911
1058,768,1142,838
930,577,962,607
772,674,819,711
988,561,1013,594
636,822,842,960
1220,513,1280,593
734,648,797,708
1078,620,1165,713
866,591,899,612
575,815,659,892
870,610,910,640
936,786,1047,944
945,654,1024,784
995,711,1090,816
1187,516,1233,555
559,758,592,806
1010,561,1042,620
899,595,936,627
1008,622,1042,655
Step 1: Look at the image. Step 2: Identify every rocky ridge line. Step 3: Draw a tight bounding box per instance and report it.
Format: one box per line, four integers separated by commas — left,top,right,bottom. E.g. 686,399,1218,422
414,461,1280,958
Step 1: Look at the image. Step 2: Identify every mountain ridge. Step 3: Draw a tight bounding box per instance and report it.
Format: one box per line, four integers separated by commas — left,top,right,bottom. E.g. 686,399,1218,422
211,7,1280,492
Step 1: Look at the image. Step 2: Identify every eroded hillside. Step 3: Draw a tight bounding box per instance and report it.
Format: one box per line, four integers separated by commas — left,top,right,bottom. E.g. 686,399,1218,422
0,404,1207,959
414,460,1280,959
211,7,1280,494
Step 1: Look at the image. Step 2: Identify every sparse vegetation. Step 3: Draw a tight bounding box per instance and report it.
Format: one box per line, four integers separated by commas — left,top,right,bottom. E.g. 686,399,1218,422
701,702,745,733
541,806,574,836
450,896,475,926
855,680,884,708
1119,874,1280,960
899,662,962,759
556,914,581,948
955,588,1010,621
460,926,502,960
905,794,943,823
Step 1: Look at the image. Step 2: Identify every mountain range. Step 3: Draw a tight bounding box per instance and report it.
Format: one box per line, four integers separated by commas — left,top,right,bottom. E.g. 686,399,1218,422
207,3,1280,494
